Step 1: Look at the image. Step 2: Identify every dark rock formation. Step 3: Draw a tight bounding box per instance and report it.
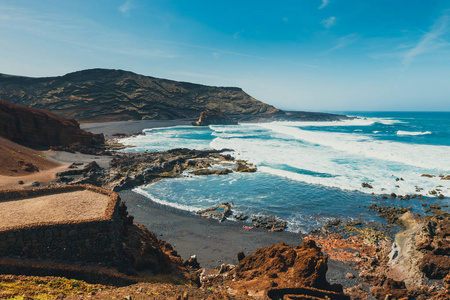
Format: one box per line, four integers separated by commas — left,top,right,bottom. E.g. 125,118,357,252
0,100,104,148
192,109,238,126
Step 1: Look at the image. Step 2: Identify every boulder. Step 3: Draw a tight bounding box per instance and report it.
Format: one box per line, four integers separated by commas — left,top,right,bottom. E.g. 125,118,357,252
232,240,341,293
192,109,238,126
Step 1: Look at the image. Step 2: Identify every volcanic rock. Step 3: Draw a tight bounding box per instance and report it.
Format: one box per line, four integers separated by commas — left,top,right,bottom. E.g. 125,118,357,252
192,109,238,126
231,240,341,293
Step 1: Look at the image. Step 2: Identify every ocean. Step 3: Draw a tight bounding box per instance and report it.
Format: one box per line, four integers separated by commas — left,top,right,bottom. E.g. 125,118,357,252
121,112,450,233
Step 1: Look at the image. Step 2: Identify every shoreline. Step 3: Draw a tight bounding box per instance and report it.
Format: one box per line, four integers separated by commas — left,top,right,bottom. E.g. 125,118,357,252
80,119,196,136
119,189,358,287
119,189,359,287
119,189,303,268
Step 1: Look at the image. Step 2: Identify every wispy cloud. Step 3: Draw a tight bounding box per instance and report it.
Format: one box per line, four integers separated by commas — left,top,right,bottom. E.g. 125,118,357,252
233,30,244,39
402,11,450,66
320,33,359,55
318,0,329,9
119,0,133,15
0,4,177,60
321,16,336,28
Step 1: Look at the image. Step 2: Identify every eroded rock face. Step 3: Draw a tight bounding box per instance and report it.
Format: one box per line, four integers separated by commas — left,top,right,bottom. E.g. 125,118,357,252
416,221,450,279
0,100,104,147
231,240,340,294
192,109,238,126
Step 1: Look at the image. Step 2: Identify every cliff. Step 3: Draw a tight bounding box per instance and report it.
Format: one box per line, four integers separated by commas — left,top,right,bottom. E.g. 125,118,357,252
0,69,282,122
0,100,104,148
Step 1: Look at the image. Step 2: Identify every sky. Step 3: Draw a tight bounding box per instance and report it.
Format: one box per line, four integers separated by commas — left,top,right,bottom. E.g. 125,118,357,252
1,0,450,111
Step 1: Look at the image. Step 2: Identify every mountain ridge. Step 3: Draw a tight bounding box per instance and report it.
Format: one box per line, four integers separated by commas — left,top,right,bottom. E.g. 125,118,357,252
0,68,282,122
0,68,347,122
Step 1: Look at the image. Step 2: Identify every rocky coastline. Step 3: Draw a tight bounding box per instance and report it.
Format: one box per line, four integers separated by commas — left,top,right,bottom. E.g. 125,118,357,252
0,113,449,299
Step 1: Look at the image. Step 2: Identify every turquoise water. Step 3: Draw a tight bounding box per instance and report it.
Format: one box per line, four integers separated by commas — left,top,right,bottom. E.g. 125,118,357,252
122,112,450,233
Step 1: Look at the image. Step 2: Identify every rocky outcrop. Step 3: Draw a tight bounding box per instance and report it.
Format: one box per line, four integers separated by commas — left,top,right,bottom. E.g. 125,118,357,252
230,240,344,296
0,100,104,148
416,220,450,279
0,69,281,122
192,109,238,126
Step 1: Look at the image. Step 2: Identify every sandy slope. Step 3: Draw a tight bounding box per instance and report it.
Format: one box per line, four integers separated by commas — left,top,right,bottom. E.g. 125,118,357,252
0,137,112,190
0,136,61,176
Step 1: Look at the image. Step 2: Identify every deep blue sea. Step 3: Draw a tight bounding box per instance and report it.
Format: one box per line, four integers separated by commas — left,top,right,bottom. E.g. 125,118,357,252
121,112,450,233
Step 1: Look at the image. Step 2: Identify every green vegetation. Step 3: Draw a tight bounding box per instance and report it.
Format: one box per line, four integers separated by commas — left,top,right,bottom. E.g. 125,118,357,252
0,276,106,299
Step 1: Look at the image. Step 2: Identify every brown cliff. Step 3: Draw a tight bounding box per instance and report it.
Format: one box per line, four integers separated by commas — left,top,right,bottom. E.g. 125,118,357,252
0,100,104,148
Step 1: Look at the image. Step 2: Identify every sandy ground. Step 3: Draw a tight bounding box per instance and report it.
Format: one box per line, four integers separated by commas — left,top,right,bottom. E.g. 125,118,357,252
0,137,61,177
0,190,110,229
81,119,195,136
0,151,112,190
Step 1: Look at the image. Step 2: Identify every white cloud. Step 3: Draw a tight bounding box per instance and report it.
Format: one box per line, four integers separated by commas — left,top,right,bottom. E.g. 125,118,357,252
320,33,359,55
318,0,329,10
119,0,132,15
402,11,450,66
233,30,244,39
321,16,336,28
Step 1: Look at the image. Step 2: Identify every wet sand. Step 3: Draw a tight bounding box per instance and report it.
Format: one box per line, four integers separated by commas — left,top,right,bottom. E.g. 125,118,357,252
119,190,303,267
119,190,358,288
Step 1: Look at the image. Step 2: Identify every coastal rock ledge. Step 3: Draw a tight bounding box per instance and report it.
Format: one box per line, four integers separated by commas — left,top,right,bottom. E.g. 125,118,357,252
192,109,238,126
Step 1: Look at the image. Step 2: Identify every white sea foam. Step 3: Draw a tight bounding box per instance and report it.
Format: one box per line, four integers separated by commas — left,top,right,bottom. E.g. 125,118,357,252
259,123,449,170
209,123,450,195
124,121,449,197
133,186,202,213
268,117,403,128
397,130,432,136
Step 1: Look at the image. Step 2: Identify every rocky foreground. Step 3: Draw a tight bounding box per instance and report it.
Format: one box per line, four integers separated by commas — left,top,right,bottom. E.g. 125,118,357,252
19,143,447,298
0,101,448,298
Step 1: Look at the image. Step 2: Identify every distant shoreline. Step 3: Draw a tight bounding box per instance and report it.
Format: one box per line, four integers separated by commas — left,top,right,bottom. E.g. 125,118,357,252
80,119,196,136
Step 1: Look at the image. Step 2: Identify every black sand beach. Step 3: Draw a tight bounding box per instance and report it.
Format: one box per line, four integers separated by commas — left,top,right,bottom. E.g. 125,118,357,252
119,190,359,288
119,190,303,268
81,119,195,136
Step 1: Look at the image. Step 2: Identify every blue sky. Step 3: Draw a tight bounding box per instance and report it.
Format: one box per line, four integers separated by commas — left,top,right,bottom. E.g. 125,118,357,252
1,0,450,111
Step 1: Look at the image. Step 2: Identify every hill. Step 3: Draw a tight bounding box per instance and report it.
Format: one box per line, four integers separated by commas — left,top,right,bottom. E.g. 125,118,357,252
0,100,104,147
0,69,282,122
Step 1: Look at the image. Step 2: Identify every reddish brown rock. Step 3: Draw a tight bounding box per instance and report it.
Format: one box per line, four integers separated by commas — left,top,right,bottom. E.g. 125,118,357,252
370,278,408,300
0,99,103,147
416,221,450,280
229,240,342,296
